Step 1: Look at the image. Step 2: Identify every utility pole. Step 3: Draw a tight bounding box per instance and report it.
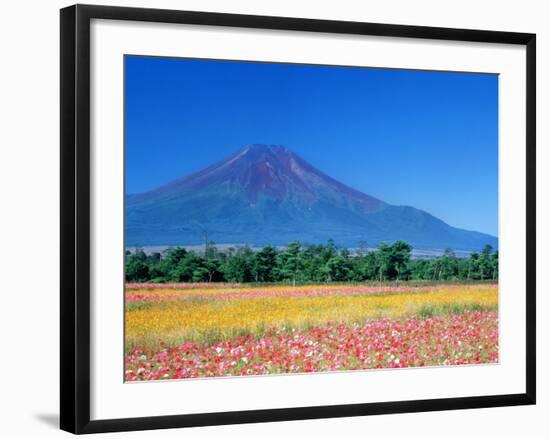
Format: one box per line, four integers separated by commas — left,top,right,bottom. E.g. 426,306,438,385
192,221,209,255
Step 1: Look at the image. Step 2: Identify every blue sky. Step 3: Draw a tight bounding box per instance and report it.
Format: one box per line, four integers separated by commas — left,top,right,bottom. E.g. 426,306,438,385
125,56,498,236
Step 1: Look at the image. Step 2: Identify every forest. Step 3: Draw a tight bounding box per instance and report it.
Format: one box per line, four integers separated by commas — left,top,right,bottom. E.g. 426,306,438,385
125,240,498,284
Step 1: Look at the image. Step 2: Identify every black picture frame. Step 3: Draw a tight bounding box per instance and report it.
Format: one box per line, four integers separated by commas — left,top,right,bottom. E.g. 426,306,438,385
60,4,536,434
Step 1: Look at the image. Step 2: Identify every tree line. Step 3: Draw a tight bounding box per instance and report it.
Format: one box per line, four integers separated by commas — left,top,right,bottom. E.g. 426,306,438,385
125,240,498,284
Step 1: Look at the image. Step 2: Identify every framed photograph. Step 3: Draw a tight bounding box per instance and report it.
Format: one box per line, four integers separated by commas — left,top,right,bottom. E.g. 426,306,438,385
60,4,536,434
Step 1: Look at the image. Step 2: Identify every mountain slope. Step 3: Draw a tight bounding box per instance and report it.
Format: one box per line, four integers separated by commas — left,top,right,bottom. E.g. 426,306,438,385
126,144,497,251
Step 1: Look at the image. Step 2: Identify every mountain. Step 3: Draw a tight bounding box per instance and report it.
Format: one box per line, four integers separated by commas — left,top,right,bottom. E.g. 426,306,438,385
126,144,497,251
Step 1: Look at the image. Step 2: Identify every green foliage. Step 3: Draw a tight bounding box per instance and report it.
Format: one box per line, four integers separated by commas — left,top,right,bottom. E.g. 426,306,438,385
125,240,498,284
276,241,304,286
222,247,255,282
252,245,277,282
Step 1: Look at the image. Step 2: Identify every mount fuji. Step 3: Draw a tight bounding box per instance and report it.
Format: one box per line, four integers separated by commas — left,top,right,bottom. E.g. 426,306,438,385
126,144,497,251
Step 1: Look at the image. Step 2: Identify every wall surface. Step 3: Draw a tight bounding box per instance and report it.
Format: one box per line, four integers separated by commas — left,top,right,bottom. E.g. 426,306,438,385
0,0,546,437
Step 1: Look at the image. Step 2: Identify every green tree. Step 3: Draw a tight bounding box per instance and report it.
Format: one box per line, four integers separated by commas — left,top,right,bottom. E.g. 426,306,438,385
439,248,458,280
125,256,149,281
203,244,222,282
375,242,392,282
192,266,210,282
409,258,430,280
322,254,352,281
277,241,304,286
156,247,188,280
301,245,323,282
252,245,277,282
171,252,204,282
478,244,494,280
467,252,481,280
390,240,412,280
223,247,254,282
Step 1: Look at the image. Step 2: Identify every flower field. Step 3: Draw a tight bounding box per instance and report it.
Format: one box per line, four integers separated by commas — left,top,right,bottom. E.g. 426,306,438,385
125,283,498,381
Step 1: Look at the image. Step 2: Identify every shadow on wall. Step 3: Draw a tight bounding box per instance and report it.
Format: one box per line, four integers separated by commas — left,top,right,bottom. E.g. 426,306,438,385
33,413,58,430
